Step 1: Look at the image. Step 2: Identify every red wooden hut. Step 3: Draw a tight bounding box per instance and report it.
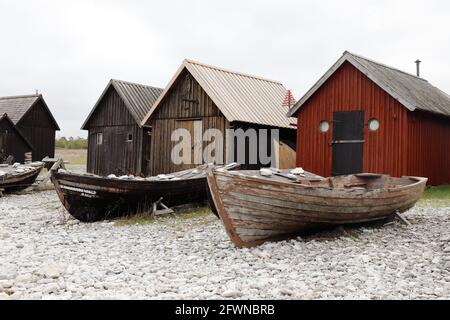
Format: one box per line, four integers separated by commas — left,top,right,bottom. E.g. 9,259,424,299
287,51,450,185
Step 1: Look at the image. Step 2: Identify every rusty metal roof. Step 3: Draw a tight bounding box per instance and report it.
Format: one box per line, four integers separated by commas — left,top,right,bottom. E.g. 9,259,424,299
82,79,163,129
288,51,450,118
142,59,296,128
0,94,60,130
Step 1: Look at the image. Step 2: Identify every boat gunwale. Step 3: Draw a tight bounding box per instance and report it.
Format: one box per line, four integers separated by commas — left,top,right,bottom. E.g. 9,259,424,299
213,170,428,195
52,170,206,187
0,166,43,186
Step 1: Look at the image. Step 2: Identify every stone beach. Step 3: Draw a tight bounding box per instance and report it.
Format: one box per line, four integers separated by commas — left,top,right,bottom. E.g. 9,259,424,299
0,190,449,300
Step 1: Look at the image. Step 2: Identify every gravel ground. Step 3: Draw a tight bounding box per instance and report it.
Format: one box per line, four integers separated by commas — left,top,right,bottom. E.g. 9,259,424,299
0,190,449,300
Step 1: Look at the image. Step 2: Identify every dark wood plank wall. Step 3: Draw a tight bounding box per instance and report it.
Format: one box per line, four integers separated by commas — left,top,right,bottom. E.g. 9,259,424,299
86,87,145,176
0,118,31,163
149,70,229,175
17,100,56,161
230,122,296,169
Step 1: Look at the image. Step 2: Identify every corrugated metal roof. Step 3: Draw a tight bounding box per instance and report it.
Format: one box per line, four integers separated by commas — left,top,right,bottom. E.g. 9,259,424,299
0,94,59,130
288,51,450,118
82,79,164,129
142,59,296,129
0,95,40,124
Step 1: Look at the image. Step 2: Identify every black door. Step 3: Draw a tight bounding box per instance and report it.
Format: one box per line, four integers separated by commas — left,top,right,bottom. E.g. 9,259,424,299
332,111,364,176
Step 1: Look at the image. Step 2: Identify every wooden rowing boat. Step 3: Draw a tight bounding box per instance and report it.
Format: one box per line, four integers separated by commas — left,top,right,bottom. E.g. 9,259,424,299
51,163,238,222
0,163,43,192
206,168,428,248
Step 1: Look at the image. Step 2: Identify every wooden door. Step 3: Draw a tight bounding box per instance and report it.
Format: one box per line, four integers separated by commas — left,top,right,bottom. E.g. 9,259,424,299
176,119,203,171
142,128,152,176
332,111,364,176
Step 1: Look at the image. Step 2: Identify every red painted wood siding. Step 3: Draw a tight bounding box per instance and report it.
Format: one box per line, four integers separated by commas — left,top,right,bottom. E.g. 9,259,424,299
296,62,409,179
296,61,450,185
407,111,450,185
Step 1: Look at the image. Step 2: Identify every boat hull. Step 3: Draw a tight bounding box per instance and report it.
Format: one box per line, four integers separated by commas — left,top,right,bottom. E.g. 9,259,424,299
0,167,42,192
207,171,428,248
52,172,207,222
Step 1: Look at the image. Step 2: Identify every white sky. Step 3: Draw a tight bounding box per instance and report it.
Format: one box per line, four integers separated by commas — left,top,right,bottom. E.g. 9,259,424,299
1,0,449,137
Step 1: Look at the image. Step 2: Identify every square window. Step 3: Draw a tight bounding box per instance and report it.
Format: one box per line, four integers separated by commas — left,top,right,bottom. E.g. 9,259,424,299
127,133,133,142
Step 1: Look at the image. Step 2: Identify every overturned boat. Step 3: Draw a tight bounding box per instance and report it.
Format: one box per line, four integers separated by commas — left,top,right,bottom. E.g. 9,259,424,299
0,163,43,193
206,168,427,248
51,163,238,222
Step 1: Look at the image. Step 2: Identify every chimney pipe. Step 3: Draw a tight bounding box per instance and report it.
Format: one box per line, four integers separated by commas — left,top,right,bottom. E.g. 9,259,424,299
415,59,421,77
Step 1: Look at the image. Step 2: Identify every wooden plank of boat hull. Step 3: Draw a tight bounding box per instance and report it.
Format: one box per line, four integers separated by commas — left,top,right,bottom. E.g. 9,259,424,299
226,192,418,222
223,197,414,225
206,170,250,248
226,205,316,224
219,180,423,208
234,228,318,245
222,189,420,219
235,228,294,238
224,204,390,226
223,186,421,215
55,174,205,196
228,210,321,229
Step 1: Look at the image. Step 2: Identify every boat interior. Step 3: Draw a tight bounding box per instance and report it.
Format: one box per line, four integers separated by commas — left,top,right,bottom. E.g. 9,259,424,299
225,170,422,191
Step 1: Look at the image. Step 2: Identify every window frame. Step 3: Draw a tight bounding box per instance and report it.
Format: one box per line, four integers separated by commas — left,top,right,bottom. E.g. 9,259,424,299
96,132,103,145
127,133,133,142
319,120,330,133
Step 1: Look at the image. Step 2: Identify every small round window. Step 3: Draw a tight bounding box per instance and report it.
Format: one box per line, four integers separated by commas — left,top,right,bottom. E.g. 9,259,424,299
319,121,329,133
369,119,380,131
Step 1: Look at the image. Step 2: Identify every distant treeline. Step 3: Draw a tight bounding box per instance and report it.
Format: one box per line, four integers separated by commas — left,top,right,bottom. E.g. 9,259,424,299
55,137,88,149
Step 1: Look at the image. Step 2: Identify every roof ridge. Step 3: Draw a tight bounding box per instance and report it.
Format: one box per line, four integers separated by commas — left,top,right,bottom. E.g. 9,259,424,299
344,51,428,82
111,78,163,91
184,59,283,85
0,94,40,100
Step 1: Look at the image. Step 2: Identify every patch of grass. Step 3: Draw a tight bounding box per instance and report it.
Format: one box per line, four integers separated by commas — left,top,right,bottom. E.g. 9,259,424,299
419,185,450,207
421,185,450,200
54,148,87,166
115,207,213,227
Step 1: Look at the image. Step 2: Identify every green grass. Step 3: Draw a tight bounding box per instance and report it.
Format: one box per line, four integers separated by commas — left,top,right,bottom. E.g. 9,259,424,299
422,185,450,200
419,185,450,207
54,148,87,166
115,207,212,227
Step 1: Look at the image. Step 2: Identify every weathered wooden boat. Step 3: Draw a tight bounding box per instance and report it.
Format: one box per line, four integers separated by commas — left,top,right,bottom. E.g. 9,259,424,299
51,163,239,222
0,163,43,192
206,168,428,248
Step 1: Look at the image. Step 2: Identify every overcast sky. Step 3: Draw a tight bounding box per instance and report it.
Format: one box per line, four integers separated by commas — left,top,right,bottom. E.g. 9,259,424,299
1,0,449,137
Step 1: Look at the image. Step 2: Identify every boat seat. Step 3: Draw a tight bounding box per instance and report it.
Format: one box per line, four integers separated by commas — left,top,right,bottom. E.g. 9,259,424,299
344,182,368,188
